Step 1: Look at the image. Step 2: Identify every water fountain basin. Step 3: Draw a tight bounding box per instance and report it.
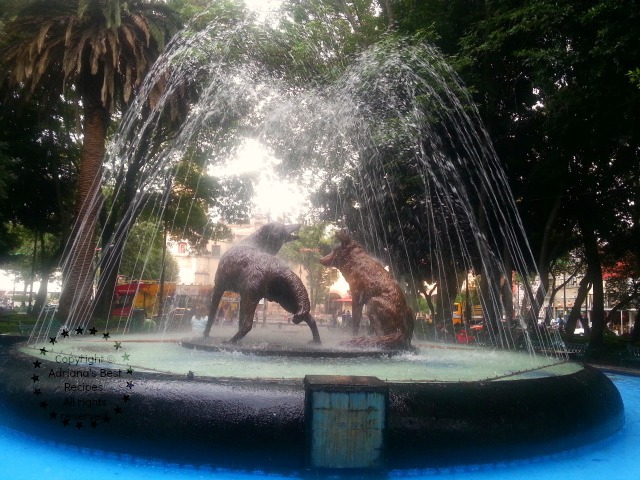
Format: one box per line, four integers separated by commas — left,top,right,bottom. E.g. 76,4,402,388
0,333,624,471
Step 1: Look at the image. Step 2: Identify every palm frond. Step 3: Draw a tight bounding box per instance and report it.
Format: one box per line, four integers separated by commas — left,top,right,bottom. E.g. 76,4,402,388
1,0,182,112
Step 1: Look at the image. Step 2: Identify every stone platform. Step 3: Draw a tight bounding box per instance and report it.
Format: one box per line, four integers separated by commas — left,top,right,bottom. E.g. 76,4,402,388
182,335,404,357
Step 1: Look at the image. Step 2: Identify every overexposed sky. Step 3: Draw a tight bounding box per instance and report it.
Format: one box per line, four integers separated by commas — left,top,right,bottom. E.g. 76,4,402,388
221,2,304,219
218,139,307,221
0,272,61,297
243,0,282,22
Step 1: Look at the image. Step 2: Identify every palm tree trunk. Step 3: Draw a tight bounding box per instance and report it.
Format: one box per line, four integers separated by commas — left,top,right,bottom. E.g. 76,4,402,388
57,102,109,323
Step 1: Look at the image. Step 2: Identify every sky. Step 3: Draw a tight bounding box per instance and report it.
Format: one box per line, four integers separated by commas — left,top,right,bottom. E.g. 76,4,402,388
218,139,308,221
215,1,306,221
0,272,61,299
243,0,283,20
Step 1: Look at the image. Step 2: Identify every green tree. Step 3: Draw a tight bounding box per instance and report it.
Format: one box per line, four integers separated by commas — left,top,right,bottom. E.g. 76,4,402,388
0,91,79,311
280,224,337,310
0,0,181,322
629,68,640,90
89,0,259,321
390,0,640,344
118,220,178,281
457,0,640,348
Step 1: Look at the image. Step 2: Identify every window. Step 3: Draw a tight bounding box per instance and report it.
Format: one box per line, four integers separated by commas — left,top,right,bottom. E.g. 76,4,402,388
211,245,221,257
178,242,187,254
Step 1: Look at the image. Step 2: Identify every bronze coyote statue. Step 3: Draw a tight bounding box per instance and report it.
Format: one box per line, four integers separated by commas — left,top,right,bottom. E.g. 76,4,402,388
205,222,321,344
319,230,413,349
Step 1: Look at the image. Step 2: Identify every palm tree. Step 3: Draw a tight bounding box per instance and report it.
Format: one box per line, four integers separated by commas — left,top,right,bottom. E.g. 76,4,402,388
0,0,181,322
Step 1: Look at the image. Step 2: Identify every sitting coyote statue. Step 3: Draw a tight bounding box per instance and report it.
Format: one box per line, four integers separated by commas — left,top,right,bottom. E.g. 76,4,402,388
319,230,413,349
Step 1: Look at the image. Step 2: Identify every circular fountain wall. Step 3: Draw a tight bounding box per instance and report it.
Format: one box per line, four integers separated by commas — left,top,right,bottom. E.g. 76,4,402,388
0,330,623,471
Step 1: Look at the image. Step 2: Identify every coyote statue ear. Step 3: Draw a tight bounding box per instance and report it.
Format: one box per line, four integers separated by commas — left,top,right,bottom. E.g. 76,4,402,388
335,229,351,244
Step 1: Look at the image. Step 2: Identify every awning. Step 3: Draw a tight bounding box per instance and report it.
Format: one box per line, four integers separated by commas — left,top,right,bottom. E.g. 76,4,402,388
115,282,146,295
334,296,352,303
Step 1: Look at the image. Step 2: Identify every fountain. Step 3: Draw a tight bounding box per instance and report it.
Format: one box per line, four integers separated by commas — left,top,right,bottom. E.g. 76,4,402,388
0,13,623,474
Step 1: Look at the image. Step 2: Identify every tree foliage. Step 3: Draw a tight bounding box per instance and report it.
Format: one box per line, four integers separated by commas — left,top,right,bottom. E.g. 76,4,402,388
0,0,637,347
0,89,79,309
454,0,640,346
0,0,181,109
280,223,337,309
0,0,182,322
118,220,179,281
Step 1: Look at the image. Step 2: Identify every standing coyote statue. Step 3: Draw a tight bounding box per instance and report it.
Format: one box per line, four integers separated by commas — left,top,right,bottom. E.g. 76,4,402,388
319,230,413,349
204,222,321,344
